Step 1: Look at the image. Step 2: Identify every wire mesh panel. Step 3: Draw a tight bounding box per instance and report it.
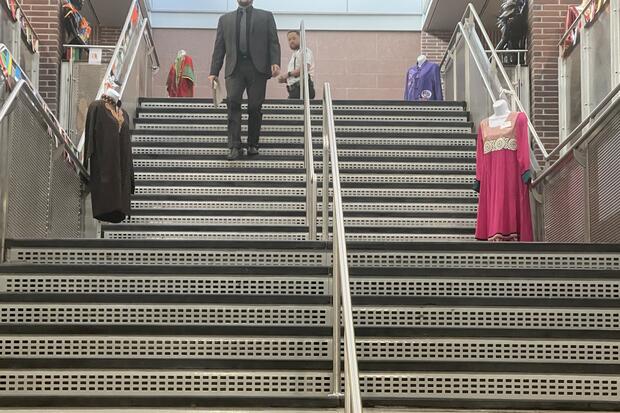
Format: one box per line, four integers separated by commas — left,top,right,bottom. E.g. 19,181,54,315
4,95,52,239
1,94,84,242
588,105,620,243
47,144,82,238
542,155,586,242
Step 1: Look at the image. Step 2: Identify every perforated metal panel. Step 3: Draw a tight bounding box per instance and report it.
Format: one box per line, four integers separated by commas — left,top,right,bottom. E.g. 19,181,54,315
124,215,307,226
133,147,476,160
351,307,620,329
0,370,332,396
347,251,620,270
133,186,477,200
7,248,327,266
47,144,82,238
134,159,475,173
5,96,52,239
0,275,328,296
0,304,331,326
358,373,620,400
131,200,306,212
137,112,469,123
355,338,620,363
139,101,465,112
543,156,586,242
103,231,311,241
132,134,475,148
349,278,620,299
134,172,476,186
587,108,620,243
134,123,471,135
0,336,332,360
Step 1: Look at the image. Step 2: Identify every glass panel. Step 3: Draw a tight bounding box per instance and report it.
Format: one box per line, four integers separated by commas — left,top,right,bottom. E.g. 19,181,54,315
19,42,35,83
443,61,454,101
468,47,493,132
71,63,107,144
0,11,16,103
586,3,612,112
565,46,582,135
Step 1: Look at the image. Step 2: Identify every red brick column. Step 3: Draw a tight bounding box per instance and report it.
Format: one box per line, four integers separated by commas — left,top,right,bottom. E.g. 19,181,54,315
421,31,452,64
19,0,63,115
528,0,579,151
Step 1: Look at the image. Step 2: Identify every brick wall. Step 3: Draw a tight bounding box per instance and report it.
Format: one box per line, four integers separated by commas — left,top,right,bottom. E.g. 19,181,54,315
528,0,579,151
19,0,62,115
94,26,121,45
421,31,452,64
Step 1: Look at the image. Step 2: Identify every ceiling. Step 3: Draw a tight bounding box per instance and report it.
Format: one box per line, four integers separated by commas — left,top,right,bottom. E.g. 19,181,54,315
423,0,502,32
82,0,133,27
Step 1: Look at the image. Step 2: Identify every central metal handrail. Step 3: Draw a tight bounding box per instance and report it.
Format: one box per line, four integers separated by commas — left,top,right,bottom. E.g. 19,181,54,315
322,83,363,412
76,0,160,157
441,3,549,164
300,20,318,240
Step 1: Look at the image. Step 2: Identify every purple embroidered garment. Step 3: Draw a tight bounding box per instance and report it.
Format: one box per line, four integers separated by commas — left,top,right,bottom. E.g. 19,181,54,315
404,61,443,101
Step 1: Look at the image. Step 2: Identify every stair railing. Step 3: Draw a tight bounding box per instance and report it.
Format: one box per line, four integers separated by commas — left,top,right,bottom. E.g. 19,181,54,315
75,0,160,158
322,83,363,412
440,3,549,171
0,44,88,262
300,21,318,240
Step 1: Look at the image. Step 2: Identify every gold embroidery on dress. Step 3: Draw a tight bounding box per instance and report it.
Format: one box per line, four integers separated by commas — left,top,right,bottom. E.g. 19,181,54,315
483,136,518,154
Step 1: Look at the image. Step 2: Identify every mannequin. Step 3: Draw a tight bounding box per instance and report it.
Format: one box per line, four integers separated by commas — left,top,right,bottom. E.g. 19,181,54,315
404,55,443,101
167,49,196,97
473,101,533,242
84,87,135,223
488,99,511,128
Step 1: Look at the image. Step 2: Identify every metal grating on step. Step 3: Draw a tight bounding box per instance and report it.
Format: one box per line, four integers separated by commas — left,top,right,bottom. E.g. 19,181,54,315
0,370,332,396
133,186,477,199
0,304,331,326
0,336,332,360
6,248,327,266
354,338,620,363
103,231,311,242
132,147,476,160
102,232,476,243
123,216,308,226
118,216,475,228
349,278,620,299
134,123,472,135
131,200,306,211
134,172,476,186
139,101,465,112
0,275,328,296
137,112,469,123
131,200,476,214
347,252,620,270
358,373,620,400
132,135,475,148
134,160,476,173
351,307,620,329
135,172,306,183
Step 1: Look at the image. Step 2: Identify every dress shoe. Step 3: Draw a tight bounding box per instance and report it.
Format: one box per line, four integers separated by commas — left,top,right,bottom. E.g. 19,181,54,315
247,145,259,156
227,148,241,160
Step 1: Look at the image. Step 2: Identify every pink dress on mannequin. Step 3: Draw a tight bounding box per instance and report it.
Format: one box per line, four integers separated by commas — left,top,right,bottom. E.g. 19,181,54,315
475,111,533,242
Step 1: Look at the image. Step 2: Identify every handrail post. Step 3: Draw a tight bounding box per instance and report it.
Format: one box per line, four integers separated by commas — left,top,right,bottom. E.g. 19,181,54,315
300,20,317,240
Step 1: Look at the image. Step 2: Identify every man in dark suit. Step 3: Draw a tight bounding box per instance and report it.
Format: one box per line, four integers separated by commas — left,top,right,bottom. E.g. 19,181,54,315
208,0,281,160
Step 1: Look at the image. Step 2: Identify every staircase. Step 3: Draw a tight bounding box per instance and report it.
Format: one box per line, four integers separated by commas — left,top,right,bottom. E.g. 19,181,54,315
1,98,620,411
104,98,477,242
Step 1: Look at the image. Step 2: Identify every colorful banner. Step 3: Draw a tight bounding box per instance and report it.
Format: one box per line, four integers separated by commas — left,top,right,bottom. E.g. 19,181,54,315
562,0,611,55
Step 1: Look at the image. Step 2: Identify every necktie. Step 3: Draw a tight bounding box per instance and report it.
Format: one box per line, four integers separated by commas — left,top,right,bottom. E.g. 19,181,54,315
240,9,248,55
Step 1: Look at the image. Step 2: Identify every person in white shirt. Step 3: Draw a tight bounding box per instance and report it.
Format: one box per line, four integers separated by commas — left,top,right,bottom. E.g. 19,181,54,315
278,30,315,99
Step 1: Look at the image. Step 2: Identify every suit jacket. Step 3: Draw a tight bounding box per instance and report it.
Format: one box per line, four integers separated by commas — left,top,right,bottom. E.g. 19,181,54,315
210,7,281,78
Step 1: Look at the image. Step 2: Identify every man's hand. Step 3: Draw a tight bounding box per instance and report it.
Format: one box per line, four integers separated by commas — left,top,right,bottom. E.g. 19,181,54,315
271,64,280,78
278,74,287,84
208,75,217,88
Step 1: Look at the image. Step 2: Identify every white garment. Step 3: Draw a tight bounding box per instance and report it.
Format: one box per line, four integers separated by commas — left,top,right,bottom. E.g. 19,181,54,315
287,47,315,87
